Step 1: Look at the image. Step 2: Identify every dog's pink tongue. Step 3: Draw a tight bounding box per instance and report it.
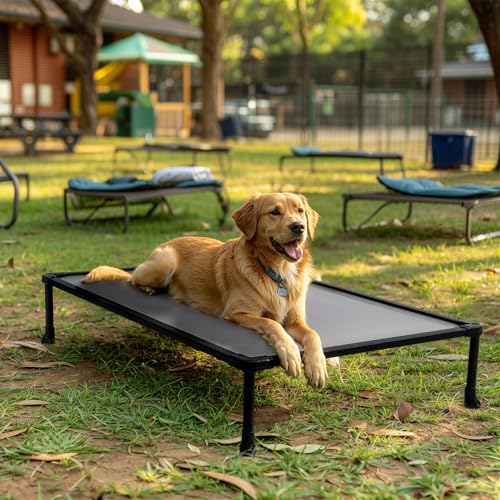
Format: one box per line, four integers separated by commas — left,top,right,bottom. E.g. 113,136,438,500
284,241,303,260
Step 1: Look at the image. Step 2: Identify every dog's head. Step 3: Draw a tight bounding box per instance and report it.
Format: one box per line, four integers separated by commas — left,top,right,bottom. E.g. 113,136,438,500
232,192,319,262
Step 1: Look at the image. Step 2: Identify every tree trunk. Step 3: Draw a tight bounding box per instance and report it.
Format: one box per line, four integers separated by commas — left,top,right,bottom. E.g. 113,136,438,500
30,0,106,136
78,35,100,134
469,0,500,171
199,0,224,140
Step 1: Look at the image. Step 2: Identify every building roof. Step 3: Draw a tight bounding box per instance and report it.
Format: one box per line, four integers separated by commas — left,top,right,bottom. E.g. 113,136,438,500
99,32,200,65
0,0,201,40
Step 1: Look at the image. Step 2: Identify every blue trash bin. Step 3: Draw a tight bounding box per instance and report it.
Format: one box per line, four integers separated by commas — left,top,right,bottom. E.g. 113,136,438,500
430,129,476,169
219,115,242,140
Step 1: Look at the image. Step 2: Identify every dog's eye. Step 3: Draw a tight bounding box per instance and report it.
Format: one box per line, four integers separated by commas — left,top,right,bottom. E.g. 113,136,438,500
271,209,281,216
298,208,304,214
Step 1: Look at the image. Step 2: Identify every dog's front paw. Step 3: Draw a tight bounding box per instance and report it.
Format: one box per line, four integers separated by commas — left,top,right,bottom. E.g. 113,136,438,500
303,346,328,389
277,337,302,378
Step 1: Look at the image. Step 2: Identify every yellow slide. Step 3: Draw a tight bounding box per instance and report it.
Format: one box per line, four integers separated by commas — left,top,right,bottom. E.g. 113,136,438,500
71,62,128,116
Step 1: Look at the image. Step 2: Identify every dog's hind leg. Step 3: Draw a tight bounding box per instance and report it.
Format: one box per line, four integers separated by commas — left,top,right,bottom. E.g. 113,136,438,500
129,246,177,294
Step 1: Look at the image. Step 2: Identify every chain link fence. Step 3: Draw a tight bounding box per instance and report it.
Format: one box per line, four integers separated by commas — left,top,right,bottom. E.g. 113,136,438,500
220,45,499,163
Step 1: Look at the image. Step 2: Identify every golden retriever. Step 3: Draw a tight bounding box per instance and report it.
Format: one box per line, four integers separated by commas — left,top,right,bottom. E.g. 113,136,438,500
83,192,328,388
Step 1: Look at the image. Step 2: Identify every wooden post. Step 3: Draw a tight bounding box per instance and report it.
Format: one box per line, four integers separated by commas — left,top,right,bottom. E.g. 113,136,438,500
139,61,149,94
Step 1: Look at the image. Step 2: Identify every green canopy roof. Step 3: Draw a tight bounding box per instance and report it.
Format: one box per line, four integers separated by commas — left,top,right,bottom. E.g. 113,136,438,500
98,33,200,65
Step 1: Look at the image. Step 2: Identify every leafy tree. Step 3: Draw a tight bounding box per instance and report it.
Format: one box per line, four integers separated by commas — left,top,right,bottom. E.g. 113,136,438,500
371,0,480,48
468,0,500,171
30,0,107,134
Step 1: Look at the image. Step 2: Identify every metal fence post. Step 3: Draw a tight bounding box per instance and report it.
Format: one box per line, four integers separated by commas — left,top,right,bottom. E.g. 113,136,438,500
358,50,366,151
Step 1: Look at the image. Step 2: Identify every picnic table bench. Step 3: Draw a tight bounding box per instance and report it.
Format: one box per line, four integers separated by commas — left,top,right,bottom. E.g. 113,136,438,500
0,113,81,155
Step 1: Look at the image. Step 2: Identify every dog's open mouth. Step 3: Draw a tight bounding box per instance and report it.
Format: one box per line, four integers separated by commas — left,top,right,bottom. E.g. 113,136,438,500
271,237,303,261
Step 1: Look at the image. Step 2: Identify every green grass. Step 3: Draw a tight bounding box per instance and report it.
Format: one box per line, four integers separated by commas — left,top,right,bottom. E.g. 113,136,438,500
0,137,498,499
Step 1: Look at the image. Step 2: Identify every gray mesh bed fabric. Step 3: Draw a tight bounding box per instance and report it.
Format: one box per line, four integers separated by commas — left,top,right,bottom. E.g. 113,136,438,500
42,271,482,454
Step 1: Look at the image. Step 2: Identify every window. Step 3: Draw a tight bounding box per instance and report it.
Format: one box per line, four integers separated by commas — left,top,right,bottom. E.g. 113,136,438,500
149,65,183,102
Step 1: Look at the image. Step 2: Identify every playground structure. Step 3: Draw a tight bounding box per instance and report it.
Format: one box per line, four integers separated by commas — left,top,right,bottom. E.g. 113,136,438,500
71,33,200,138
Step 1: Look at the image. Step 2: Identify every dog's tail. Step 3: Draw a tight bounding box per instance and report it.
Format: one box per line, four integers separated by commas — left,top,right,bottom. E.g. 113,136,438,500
82,266,131,283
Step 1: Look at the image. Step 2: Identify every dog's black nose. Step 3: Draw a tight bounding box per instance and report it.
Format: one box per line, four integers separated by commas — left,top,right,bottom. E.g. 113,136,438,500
289,221,305,234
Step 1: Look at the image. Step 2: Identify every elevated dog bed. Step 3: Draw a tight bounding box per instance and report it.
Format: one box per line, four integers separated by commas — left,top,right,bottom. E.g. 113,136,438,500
377,175,500,198
279,148,405,175
64,173,227,233
342,175,500,244
42,271,482,454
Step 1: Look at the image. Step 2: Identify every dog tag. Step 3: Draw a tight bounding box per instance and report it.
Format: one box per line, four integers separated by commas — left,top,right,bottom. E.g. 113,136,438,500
277,286,288,297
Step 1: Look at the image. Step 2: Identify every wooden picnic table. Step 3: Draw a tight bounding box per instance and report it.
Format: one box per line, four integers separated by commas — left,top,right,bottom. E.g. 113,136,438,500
0,112,81,155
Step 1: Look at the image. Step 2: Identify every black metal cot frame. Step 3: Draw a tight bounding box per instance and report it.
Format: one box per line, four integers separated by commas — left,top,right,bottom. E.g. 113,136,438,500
64,184,229,233
42,271,482,455
279,151,405,175
342,191,500,244
112,143,232,176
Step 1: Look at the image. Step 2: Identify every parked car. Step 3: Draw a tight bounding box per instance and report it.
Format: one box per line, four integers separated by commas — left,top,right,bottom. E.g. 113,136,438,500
223,99,275,138
190,99,275,138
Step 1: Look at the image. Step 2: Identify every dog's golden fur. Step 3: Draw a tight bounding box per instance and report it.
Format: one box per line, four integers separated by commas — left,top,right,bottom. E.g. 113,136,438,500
83,192,328,387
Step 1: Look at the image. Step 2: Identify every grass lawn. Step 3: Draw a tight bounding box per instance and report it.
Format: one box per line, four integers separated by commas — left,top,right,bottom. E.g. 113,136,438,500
0,137,499,499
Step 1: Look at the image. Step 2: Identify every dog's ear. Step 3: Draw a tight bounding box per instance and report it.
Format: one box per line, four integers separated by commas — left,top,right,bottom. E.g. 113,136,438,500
232,193,261,239
300,195,319,240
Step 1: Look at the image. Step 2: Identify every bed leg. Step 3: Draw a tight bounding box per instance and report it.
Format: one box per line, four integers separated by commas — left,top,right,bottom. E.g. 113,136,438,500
240,370,256,456
41,281,55,344
464,334,481,408
465,206,473,245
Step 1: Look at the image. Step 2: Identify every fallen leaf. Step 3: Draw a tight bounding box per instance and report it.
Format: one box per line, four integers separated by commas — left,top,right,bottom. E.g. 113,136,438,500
187,443,201,454
15,400,50,406
1,340,52,353
169,361,197,372
451,430,495,441
484,325,500,335
157,457,173,470
348,420,368,431
288,444,325,454
407,459,428,466
211,436,242,445
260,442,324,454
185,459,209,467
428,354,468,361
1,240,19,245
394,401,412,422
0,428,28,441
203,471,257,499
19,361,75,369
25,452,78,461
260,443,292,452
367,428,416,438
212,432,281,445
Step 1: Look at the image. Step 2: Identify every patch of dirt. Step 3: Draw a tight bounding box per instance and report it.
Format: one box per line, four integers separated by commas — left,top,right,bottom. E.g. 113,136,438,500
0,360,113,390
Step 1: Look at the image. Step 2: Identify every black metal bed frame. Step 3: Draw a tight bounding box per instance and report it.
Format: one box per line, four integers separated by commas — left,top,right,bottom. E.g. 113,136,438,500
64,184,229,233
278,150,405,175
42,271,482,455
342,190,500,244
